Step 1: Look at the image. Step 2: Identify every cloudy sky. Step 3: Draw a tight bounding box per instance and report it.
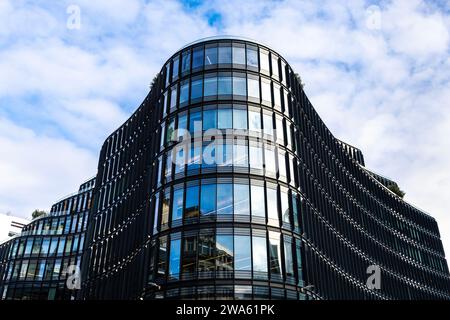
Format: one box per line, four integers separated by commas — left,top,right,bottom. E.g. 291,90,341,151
1,0,450,255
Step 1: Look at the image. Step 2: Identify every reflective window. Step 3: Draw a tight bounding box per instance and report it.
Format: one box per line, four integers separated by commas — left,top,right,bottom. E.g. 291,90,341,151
218,73,232,95
251,185,265,217
181,50,191,74
185,185,200,218
216,235,233,271
248,110,261,132
49,238,58,256
233,107,247,130
25,239,33,255
37,260,46,280
246,46,258,68
179,80,189,105
234,235,251,271
172,188,184,222
182,235,197,275
157,236,167,276
189,109,202,134
170,84,178,110
249,144,263,170
271,56,279,78
204,74,217,97
260,50,270,73
269,232,282,276
57,237,65,255
284,236,294,277
161,189,170,226
153,194,160,233
165,63,170,87
266,187,278,222
296,238,303,283
218,108,232,129
191,77,203,101
217,183,233,215
276,118,284,144
234,184,250,215
218,45,232,64
264,147,276,174
188,144,202,170
192,46,204,70
205,46,218,66
198,234,215,272
177,113,188,139
41,238,50,255
172,56,179,80
232,46,245,65
203,109,217,131
201,184,216,215
233,74,247,96
165,151,172,179
169,238,181,279
281,190,290,224
278,151,287,178
233,143,248,167
261,79,271,104
292,193,300,232
263,113,273,137
247,77,260,100
252,236,267,274
273,83,281,108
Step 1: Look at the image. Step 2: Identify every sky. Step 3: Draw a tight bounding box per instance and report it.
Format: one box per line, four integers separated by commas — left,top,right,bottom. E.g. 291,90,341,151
0,0,450,256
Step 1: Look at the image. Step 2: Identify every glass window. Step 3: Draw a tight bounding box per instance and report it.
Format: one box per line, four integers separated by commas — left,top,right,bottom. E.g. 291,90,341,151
204,74,217,97
234,235,251,271
233,108,247,130
264,147,276,174
172,188,184,222
166,117,175,145
25,239,33,255
169,238,181,279
32,238,41,255
278,152,287,179
251,185,265,217
182,235,197,275
233,143,248,167
177,113,188,139
172,56,179,80
271,56,279,78
170,84,178,110
203,109,217,131
233,74,247,97
266,187,278,222
201,184,216,215
165,63,170,87
284,237,294,277
192,46,204,70
269,232,281,275
20,260,29,279
233,46,245,65
217,183,233,215
165,151,172,179
37,260,46,280
246,46,258,68
27,261,37,280
292,193,300,232
188,144,202,170
276,118,284,144
281,190,290,224
218,108,232,129
41,238,50,255
53,259,61,279
296,238,303,283
174,145,185,174
248,110,261,132
273,84,281,108
179,80,189,105
157,236,167,276
260,50,270,72
218,74,232,95
234,184,250,215
191,77,203,101
185,185,199,218
263,113,273,137
216,235,233,271
205,46,218,66
218,46,232,64
261,79,271,103
252,236,267,273
249,144,263,170
247,77,260,100
198,234,215,273
161,189,170,226
189,109,202,134
57,238,65,255
49,238,58,256
181,50,191,74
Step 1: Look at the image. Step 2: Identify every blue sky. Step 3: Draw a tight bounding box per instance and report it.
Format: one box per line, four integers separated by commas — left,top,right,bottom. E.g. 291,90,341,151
1,0,450,256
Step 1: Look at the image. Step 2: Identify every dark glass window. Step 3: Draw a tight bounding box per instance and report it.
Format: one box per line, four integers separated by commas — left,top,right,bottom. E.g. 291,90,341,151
234,184,250,216
284,236,294,277
269,232,281,276
161,189,170,226
217,183,233,215
203,109,217,131
192,46,204,70
216,235,233,271
157,236,167,276
181,50,191,74
185,185,200,218
172,56,179,80
182,235,197,276
189,109,202,134
201,184,216,215
198,234,215,272
179,80,189,105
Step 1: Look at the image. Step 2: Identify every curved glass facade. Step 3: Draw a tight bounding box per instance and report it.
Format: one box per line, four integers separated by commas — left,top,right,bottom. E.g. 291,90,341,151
79,37,450,300
0,178,94,300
